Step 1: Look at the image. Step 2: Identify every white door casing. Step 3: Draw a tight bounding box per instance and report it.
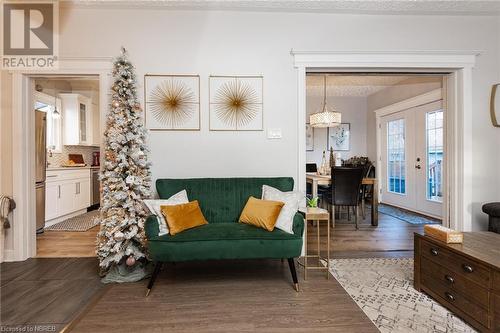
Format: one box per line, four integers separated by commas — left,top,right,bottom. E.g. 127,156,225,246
7,57,111,262
293,51,478,232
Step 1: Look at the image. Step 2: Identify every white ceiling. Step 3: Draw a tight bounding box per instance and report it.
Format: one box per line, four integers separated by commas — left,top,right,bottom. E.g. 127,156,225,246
307,75,413,97
63,0,500,15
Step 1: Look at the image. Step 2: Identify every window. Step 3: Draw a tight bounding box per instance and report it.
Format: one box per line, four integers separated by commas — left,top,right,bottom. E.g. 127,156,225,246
426,110,443,202
34,92,62,153
387,118,406,194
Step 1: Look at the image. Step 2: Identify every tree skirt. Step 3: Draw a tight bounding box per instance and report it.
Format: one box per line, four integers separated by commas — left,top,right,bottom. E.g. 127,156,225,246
328,258,476,333
45,210,100,232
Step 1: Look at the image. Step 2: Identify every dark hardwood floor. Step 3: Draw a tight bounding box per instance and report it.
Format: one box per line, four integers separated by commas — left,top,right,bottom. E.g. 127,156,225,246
2,210,422,332
0,258,106,332
69,259,379,333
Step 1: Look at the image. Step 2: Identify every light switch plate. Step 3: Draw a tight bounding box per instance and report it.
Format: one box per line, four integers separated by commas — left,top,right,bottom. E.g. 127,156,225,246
267,128,282,139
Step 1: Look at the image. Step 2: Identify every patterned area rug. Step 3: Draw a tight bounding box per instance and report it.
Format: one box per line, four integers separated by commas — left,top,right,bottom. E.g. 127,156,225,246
45,210,100,232
328,258,476,333
374,204,441,225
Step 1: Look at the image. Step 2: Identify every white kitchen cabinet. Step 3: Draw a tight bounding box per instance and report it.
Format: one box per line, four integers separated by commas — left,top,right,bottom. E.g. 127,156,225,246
45,168,91,224
45,182,59,220
91,102,100,146
75,179,90,211
60,93,92,146
58,182,77,216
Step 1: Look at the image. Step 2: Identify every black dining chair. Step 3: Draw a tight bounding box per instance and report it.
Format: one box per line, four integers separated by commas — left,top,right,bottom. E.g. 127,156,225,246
306,163,318,173
324,167,365,230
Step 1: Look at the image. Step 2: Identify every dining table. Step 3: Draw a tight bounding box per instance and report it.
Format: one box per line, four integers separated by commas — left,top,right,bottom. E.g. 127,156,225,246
306,173,379,226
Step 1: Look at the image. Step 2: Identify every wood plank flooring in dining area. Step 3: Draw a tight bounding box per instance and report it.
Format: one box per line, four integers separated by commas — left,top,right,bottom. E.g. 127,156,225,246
35,212,423,258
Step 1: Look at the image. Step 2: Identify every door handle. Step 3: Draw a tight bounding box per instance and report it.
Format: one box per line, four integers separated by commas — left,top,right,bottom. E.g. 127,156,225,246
58,185,61,198
430,248,439,256
415,165,421,169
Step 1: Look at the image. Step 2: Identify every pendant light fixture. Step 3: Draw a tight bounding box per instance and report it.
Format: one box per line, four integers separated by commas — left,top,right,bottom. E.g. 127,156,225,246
52,81,60,119
309,74,341,128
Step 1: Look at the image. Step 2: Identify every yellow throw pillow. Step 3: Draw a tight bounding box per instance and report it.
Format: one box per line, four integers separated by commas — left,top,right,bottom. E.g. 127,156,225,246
239,196,284,231
160,200,208,236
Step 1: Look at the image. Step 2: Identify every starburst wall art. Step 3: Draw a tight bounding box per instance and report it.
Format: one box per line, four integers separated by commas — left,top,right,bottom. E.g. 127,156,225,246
144,75,200,130
209,76,263,131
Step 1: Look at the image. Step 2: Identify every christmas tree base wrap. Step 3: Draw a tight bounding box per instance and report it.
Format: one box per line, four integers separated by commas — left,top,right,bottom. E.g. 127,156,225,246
101,262,152,284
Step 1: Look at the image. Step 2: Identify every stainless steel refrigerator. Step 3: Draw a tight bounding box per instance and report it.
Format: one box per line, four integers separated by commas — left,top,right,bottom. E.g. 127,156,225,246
35,110,46,233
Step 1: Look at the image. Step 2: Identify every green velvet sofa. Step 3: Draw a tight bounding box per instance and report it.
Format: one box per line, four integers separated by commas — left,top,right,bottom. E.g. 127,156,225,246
144,177,304,295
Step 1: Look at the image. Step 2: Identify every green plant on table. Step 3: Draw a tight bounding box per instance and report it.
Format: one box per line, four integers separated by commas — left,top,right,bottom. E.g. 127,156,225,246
306,196,318,208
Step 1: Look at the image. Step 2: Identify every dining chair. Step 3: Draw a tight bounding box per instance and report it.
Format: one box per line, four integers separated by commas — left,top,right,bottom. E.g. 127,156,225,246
306,163,318,172
324,167,364,230
306,163,317,196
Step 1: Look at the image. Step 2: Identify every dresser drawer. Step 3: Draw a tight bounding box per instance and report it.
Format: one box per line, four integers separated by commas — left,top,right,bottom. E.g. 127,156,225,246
493,292,500,332
421,256,489,308
421,275,490,328
421,239,490,287
494,271,500,293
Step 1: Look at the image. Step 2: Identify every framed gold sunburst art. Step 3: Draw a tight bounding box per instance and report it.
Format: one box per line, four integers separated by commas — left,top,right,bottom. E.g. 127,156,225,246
209,75,263,131
144,74,200,130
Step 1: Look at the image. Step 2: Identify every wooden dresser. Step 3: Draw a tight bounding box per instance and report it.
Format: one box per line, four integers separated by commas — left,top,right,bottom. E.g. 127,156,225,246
414,232,500,332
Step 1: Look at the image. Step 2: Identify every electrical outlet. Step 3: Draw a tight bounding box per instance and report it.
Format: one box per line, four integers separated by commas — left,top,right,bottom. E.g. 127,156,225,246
267,128,282,139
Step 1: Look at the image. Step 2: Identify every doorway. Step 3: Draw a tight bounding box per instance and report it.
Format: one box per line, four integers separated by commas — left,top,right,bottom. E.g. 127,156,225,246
380,99,444,219
32,75,102,258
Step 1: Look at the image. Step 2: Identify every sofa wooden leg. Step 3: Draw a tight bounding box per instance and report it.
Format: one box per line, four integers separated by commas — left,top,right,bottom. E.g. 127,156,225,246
287,258,299,292
146,262,163,296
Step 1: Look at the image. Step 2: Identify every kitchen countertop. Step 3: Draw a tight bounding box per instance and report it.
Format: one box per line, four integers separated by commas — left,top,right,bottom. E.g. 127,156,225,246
46,166,101,171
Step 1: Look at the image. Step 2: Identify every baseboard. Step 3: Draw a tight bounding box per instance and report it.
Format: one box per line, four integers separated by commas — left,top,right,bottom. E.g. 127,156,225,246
380,202,442,221
2,249,22,262
45,209,88,227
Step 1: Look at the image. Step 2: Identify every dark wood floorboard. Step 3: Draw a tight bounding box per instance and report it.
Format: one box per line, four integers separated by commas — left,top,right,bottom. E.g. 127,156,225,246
1,210,423,332
69,259,379,333
0,258,104,330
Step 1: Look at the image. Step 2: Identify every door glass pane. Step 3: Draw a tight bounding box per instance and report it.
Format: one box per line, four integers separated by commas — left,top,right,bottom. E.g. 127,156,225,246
79,103,86,141
426,110,443,202
387,118,406,194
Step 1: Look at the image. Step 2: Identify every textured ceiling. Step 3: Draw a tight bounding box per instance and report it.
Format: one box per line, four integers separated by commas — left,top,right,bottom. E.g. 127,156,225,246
61,0,500,15
307,75,412,97
62,0,500,15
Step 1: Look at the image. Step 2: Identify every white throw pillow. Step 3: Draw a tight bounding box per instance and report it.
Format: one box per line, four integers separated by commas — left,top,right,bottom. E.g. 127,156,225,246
143,190,189,236
262,185,302,234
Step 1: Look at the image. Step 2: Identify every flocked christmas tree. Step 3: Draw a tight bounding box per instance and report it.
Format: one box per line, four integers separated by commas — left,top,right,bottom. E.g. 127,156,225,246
97,48,152,281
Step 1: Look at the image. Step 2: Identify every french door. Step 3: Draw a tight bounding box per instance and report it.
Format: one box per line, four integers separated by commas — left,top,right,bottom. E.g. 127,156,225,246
381,100,444,218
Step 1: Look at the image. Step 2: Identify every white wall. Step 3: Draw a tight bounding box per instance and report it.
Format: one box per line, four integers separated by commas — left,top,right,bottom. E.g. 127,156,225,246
306,96,368,166
1,9,500,258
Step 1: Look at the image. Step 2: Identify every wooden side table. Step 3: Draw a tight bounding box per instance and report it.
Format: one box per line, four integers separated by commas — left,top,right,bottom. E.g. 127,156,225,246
298,207,331,280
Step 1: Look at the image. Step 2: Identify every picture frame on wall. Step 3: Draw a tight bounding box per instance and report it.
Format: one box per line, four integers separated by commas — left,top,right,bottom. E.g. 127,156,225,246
328,123,350,151
144,74,200,131
209,75,263,131
306,123,314,151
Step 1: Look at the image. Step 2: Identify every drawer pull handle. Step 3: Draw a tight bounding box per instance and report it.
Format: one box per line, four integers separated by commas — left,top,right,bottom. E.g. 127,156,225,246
430,248,439,256
444,275,455,284
462,264,474,273
445,292,455,302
